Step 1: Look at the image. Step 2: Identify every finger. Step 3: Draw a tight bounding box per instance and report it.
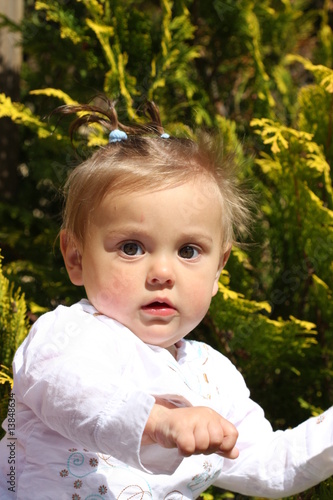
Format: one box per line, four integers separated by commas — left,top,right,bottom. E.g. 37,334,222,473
192,425,211,453
206,420,226,449
175,430,196,457
218,420,238,452
217,446,239,459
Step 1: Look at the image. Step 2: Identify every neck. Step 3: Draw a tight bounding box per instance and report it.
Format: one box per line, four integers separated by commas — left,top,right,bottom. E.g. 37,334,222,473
166,344,178,359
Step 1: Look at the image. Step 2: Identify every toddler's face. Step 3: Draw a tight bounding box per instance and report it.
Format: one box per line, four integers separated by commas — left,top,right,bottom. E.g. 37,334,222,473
62,178,229,348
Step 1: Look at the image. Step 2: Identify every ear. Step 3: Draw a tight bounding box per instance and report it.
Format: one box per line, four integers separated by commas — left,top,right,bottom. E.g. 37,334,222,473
212,246,232,297
60,230,84,286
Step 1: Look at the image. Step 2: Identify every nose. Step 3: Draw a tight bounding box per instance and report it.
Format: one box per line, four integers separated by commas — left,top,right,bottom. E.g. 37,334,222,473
146,255,175,287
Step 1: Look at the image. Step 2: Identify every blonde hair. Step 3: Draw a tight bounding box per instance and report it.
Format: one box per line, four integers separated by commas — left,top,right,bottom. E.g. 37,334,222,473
55,100,250,249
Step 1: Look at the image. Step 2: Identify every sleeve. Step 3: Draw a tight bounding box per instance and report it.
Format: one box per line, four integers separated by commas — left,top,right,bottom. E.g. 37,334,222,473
13,305,182,475
208,348,333,498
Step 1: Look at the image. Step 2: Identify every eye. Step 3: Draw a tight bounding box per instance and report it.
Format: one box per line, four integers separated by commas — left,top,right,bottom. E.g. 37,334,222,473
178,245,200,260
120,242,144,256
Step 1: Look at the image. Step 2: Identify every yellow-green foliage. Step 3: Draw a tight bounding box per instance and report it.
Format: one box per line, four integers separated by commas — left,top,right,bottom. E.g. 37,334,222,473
0,250,29,435
211,269,318,380
33,0,204,127
250,116,333,314
1,1,333,496
0,93,49,138
0,90,108,148
0,251,29,369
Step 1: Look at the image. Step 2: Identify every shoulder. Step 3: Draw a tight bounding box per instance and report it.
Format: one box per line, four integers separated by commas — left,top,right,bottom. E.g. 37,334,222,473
27,299,129,337
15,300,133,362
13,301,142,383
26,299,91,328
21,300,96,346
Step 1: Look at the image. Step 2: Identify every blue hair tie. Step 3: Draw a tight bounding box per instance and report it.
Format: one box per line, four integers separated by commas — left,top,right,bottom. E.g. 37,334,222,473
160,133,170,139
109,129,128,143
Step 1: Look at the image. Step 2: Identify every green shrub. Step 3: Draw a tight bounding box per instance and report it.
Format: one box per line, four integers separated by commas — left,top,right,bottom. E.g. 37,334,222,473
0,250,29,438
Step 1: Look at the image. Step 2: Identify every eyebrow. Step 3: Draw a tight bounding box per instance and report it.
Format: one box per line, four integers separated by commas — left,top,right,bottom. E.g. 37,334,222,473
104,227,151,239
104,227,214,244
181,233,214,244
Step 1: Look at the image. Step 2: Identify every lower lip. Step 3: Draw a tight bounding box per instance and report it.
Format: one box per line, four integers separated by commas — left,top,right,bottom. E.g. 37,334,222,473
141,304,177,317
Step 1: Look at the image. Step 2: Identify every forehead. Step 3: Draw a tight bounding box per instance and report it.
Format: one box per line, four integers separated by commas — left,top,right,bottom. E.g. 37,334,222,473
90,177,224,235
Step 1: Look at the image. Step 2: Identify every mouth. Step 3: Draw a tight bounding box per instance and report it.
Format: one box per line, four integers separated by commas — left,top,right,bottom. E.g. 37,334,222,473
141,299,177,317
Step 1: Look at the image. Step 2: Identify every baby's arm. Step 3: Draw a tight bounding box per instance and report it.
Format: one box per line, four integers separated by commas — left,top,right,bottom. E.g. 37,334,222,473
142,401,239,459
215,399,333,498
203,344,333,498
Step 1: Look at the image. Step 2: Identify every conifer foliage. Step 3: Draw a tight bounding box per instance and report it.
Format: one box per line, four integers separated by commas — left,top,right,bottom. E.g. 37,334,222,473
0,251,28,436
0,0,333,498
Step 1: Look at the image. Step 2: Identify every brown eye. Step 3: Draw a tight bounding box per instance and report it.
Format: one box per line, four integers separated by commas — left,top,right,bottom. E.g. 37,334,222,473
121,242,144,256
179,246,199,259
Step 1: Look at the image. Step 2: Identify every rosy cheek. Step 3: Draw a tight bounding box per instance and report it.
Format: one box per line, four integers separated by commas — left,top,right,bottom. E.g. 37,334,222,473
95,289,116,307
94,271,137,307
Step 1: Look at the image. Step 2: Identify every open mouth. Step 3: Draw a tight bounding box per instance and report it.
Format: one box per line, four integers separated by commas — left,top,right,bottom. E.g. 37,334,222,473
143,301,171,309
141,300,177,316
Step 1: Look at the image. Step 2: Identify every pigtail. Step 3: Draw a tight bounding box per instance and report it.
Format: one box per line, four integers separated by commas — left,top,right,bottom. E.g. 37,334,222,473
50,97,121,145
142,101,164,135
50,96,169,147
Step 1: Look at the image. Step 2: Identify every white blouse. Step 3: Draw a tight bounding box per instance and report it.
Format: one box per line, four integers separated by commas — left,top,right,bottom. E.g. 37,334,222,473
0,299,332,499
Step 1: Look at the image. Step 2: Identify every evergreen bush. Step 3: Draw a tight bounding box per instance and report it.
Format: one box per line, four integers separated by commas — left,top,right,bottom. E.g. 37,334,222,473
0,250,29,439
0,0,332,497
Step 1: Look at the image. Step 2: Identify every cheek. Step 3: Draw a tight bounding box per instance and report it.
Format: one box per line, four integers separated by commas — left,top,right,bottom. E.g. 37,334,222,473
90,268,139,310
184,276,214,312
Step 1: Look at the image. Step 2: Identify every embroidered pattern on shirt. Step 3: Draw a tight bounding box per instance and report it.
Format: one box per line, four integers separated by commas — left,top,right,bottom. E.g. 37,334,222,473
57,448,190,499
163,492,184,499
59,449,154,499
187,459,223,492
89,457,99,467
117,485,152,498
74,479,83,489
98,485,108,495
58,449,108,499
169,343,217,400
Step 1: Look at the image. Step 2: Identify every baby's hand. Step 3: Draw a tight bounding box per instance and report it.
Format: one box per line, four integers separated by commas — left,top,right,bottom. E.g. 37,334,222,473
142,403,239,459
